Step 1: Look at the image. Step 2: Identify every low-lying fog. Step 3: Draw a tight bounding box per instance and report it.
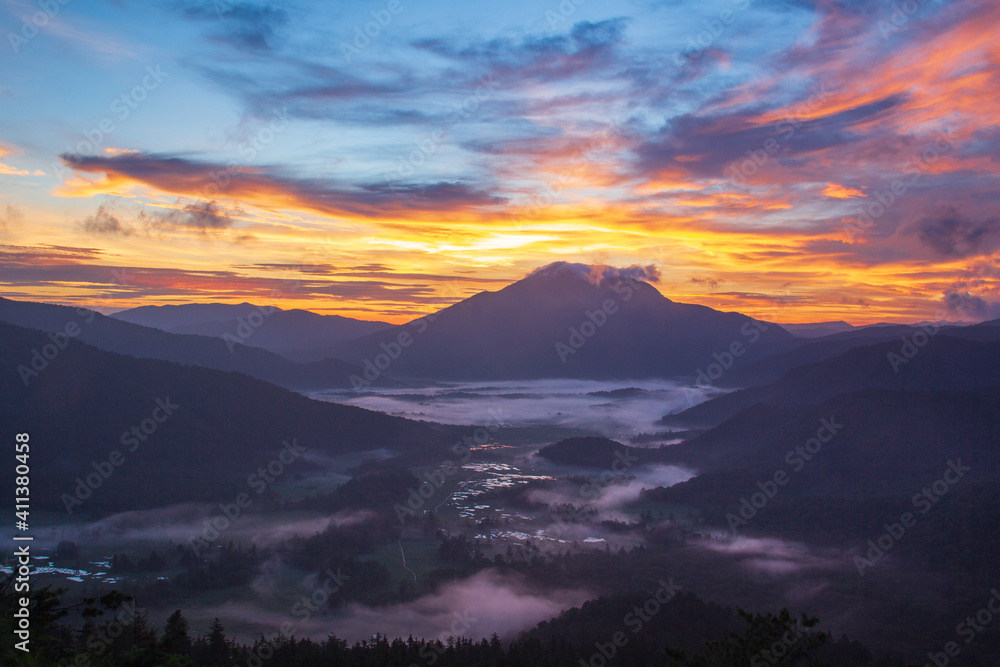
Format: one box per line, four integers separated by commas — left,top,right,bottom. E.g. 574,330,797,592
196,570,593,645
8,379,779,645
313,378,720,439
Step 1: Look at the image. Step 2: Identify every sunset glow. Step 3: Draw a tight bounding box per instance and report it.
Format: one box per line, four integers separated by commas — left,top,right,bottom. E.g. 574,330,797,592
2,0,998,323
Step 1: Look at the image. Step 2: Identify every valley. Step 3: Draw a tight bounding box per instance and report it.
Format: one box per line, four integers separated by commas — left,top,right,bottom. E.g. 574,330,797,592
2,271,1000,665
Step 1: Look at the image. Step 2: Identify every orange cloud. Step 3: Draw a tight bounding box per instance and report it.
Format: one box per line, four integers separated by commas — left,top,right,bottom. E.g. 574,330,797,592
0,143,44,176
55,153,505,224
759,2,1000,145
822,183,865,199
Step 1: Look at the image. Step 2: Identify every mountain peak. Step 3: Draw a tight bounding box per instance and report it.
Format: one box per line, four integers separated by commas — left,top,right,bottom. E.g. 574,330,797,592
524,261,661,289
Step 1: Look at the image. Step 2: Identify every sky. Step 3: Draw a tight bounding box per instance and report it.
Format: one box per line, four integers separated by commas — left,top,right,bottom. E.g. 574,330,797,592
0,0,998,324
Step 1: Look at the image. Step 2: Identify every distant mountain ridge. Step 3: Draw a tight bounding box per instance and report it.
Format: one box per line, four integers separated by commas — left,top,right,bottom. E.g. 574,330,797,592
778,321,856,337
662,335,1000,428
648,387,1000,504
112,302,392,362
0,297,394,391
712,320,1000,388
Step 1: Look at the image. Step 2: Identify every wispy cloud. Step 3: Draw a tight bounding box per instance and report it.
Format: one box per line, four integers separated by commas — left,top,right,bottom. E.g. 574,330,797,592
58,152,504,220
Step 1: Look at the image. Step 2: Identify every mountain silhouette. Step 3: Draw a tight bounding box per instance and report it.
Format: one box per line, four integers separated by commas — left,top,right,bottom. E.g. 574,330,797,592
112,302,392,362
331,262,795,380
0,321,457,515
0,297,392,391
